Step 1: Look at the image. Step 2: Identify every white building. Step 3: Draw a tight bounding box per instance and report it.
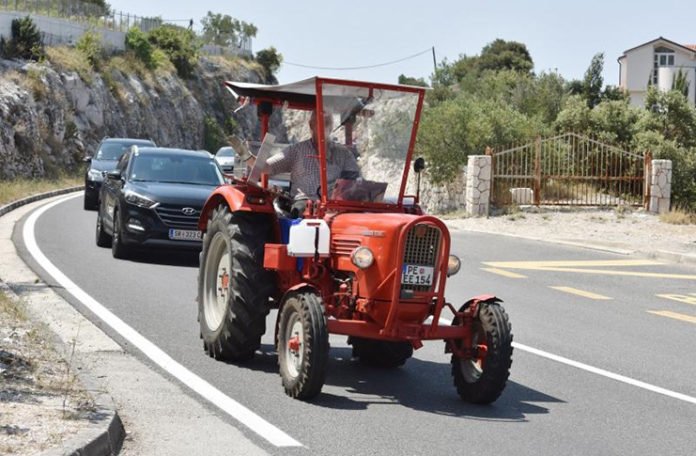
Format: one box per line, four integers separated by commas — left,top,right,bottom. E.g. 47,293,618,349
618,37,696,107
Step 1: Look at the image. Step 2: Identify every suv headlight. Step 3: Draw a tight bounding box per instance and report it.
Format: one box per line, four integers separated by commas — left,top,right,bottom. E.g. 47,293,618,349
351,247,374,269
124,190,159,209
447,255,461,277
87,169,104,181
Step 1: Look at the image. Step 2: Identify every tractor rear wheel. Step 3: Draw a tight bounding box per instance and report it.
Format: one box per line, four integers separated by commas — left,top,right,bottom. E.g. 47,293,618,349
198,205,273,362
277,291,329,400
451,301,513,404
349,337,413,368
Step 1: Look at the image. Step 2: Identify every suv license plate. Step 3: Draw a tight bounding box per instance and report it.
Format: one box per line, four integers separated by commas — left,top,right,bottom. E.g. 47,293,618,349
401,265,434,286
168,229,202,241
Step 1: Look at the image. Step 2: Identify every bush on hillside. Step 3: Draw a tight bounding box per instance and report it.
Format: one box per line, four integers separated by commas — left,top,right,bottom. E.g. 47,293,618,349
1,16,44,60
147,25,199,78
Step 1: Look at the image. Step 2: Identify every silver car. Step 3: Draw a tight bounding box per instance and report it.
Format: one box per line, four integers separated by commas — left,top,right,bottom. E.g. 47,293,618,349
214,146,237,173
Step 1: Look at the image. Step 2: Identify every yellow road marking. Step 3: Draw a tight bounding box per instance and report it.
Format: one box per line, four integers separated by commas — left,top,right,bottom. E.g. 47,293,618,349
648,310,696,325
657,294,696,306
485,260,663,268
482,260,696,280
549,286,612,300
481,268,527,279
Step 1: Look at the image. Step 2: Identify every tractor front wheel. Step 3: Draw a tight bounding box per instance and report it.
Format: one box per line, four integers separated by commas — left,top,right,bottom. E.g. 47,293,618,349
451,301,513,404
277,291,329,400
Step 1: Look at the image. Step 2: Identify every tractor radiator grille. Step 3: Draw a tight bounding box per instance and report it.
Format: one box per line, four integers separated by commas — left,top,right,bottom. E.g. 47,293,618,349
331,237,361,256
401,224,441,292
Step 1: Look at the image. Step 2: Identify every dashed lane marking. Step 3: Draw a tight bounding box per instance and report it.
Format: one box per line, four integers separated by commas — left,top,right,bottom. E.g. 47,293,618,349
24,194,302,448
657,294,696,306
483,259,696,280
481,268,527,278
648,310,696,325
549,286,612,300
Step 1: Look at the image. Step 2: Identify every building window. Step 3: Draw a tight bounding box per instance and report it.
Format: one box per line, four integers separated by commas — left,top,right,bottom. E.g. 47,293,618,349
653,47,675,84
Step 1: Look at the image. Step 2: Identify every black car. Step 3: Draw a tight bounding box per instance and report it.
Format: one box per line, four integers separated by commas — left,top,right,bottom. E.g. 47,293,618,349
96,147,224,258
84,137,156,210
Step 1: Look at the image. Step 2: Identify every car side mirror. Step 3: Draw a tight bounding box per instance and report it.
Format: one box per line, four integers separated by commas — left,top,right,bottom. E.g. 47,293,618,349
106,170,122,180
414,157,425,173
83,156,92,163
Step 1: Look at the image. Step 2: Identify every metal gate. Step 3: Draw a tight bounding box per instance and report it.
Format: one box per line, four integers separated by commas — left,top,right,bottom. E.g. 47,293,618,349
489,133,651,207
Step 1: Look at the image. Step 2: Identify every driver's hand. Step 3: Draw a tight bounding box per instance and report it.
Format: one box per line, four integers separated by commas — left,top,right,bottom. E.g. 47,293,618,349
228,135,253,162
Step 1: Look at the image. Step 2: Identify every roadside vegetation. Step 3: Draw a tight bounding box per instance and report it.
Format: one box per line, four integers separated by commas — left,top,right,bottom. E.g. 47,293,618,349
413,41,696,213
0,175,82,207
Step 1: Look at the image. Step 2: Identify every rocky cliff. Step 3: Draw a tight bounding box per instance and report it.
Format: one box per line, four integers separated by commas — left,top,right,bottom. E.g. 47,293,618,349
0,54,280,179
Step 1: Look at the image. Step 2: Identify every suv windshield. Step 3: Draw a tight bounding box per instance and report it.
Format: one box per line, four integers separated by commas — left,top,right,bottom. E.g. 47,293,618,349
129,154,224,186
97,140,154,160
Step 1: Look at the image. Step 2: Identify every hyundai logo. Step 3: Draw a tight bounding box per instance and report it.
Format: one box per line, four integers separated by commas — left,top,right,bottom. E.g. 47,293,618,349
182,207,197,216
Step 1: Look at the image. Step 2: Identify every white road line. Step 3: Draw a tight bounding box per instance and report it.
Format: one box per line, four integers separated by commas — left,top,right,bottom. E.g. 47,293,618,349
513,342,696,405
24,194,302,448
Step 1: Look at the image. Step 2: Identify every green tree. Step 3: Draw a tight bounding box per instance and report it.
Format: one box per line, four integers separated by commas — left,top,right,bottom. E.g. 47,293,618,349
200,12,257,47
672,69,691,98
582,52,604,108
255,47,282,81
642,86,696,147
1,16,43,60
80,0,110,16
478,39,534,74
398,74,428,87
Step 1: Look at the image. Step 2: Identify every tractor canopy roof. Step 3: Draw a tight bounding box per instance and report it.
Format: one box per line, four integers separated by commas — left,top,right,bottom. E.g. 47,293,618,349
225,77,427,210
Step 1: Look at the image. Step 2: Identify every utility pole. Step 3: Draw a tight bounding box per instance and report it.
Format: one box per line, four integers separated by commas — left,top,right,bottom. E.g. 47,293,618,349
432,46,437,73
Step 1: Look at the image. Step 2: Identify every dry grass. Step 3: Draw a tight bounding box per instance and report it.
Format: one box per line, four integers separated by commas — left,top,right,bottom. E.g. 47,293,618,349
45,46,94,83
0,176,81,207
660,208,696,225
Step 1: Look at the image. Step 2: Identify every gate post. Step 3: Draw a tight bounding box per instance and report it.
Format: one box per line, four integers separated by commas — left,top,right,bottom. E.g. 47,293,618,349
533,136,541,206
465,155,492,216
649,159,672,214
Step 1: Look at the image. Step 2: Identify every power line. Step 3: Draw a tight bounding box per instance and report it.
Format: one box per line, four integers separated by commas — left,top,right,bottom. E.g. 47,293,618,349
284,47,433,71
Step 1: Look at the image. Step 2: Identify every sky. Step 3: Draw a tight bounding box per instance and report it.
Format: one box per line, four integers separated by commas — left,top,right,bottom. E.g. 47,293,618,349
106,0,696,87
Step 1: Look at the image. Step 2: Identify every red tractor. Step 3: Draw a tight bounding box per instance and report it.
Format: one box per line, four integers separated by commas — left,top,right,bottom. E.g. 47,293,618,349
197,77,512,402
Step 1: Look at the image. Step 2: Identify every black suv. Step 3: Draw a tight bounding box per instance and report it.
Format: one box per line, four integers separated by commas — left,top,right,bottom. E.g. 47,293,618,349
96,147,224,259
84,138,156,210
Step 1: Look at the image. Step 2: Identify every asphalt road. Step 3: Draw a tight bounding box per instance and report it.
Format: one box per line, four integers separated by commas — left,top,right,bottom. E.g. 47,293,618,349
17,194,696,455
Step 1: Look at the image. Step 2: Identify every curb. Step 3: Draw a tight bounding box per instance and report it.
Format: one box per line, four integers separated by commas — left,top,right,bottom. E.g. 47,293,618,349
0,186,83,218
0,187,126,456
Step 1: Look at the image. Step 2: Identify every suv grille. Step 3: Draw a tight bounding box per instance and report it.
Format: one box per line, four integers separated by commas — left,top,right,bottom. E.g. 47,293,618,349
401,224,441,292
155,205,200,229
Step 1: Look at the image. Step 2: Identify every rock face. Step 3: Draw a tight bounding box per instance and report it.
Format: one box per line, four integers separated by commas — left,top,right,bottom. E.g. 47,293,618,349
0,56,278,179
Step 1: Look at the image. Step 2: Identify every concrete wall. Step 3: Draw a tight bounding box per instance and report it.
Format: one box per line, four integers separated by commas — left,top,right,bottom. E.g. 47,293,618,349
0,12,125,50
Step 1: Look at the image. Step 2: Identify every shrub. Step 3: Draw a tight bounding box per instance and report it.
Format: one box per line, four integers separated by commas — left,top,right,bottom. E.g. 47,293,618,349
1,16,44,60
255,47,282,81
203,116,226,153
76,30,103,68
147,25,199,78
125,27,155,69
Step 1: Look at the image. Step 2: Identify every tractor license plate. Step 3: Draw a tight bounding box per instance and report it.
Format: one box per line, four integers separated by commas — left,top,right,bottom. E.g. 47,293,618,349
168,229,202,241
401,265,434,286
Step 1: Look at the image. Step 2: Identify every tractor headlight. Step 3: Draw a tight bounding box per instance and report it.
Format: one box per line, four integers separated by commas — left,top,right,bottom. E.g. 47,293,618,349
447,255,461,277
124,190,159,209
351,247,374,269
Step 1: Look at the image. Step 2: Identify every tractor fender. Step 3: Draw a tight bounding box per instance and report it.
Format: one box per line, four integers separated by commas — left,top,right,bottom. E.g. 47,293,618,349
452,295,503,325
445,295,503,354
273,284,321,343
198,185,274,231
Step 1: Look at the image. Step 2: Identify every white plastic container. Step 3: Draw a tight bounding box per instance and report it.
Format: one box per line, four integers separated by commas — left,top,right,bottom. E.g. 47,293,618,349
287,219,331,257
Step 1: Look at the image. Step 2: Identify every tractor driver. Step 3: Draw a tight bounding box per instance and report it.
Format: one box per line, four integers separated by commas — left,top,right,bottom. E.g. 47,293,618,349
232,110,361,215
